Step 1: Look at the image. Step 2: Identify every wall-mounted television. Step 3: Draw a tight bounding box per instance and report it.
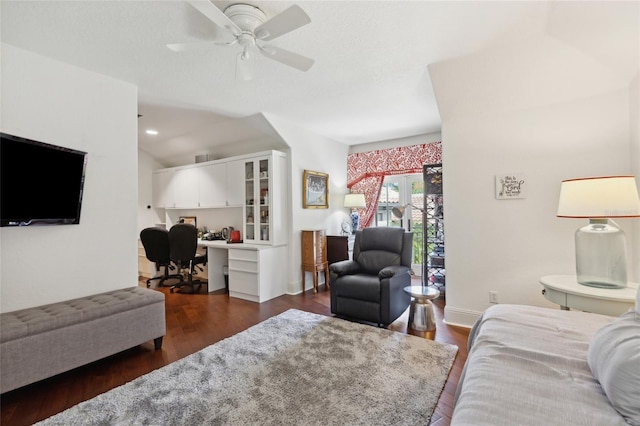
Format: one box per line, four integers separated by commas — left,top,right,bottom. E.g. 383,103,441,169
1,132,88,227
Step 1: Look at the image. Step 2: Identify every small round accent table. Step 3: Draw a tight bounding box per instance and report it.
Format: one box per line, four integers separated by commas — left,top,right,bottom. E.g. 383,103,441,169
404,285,440,332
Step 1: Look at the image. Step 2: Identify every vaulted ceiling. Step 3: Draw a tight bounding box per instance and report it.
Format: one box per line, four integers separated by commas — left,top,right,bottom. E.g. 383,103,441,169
1,1,637,166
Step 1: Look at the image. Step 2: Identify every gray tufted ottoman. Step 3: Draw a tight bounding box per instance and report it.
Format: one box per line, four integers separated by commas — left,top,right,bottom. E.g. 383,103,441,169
0,287,165,393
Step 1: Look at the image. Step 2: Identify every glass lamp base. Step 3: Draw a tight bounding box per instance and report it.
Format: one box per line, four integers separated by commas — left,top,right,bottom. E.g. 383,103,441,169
578,280,626,289
351,211,360,233
575,219,627,289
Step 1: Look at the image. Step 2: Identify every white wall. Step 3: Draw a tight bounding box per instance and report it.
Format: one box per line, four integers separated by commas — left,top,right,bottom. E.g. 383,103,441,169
439,88,635,327
0,44,138,312
138,149,165,233
263,113,350,294
428,3,639,327
630,75,640,281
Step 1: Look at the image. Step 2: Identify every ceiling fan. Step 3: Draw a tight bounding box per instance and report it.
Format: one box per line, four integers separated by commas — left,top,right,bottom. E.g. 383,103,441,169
168,1,314,80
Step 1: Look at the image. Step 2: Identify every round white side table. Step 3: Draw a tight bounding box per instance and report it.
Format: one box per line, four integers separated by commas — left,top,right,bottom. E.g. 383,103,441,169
540,275,638,317
404,285,440,331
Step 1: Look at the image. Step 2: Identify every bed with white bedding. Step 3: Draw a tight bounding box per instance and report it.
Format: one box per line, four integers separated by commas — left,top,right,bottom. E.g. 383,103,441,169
451,302,640,426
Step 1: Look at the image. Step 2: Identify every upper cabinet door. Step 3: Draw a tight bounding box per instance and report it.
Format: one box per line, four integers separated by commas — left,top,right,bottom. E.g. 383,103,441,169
226,159,245,207
152,169,175,208
172,167,200,209
199,163,227,208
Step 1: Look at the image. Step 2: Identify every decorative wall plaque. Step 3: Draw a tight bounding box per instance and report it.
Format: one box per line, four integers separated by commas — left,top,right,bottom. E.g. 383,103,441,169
495,174,527,199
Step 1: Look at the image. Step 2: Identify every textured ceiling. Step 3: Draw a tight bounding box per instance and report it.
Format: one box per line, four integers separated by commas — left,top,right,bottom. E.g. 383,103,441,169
1,1,637,166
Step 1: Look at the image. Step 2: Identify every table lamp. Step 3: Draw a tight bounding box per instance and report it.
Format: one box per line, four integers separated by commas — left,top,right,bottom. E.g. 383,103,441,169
344,193,366,233
392,203,426,218
557,176,640,289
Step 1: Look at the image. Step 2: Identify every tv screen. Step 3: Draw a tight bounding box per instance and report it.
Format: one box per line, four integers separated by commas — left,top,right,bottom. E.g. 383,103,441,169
1,132,88,227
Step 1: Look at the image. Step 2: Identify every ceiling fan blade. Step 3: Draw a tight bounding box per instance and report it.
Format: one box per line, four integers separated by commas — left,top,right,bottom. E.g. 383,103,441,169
186,0,241,36
167,40,232,52
254,5,311,41
236,51,255,81
259,45,314,72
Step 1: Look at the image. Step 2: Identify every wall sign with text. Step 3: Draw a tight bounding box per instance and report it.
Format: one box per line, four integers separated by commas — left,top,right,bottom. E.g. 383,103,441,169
495,174,527,199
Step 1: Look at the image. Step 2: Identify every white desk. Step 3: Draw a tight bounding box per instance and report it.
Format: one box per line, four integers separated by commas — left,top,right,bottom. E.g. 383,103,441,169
198,240,287,303
540,275,638,316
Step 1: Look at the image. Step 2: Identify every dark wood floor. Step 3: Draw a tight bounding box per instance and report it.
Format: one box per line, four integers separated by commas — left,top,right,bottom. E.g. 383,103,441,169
0,278,469,426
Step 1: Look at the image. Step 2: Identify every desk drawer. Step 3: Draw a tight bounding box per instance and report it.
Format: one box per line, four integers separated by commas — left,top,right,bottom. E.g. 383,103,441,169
229,259,258,273
229,249,258,262
543,287,567,307
566,294,633,317
229,270,259,296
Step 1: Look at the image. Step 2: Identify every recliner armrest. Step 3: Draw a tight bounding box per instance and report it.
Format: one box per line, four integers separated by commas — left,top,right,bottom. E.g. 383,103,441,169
329,260,361,276
379,265,410,279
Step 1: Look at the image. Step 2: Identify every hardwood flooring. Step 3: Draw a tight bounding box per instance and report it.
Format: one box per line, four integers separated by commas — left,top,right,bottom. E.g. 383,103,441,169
0,278,469,426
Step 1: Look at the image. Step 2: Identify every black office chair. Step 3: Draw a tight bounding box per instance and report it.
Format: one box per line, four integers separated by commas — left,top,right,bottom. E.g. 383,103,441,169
140,227,184,288
168,223,208,294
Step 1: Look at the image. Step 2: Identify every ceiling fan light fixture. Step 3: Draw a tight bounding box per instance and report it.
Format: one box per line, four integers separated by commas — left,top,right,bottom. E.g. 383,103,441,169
176,1,315,78
223,4,267,32
260,45,276,56
256,29,270,39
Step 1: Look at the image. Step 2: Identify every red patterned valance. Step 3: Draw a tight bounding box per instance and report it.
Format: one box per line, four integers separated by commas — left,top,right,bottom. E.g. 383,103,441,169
347,142,442,228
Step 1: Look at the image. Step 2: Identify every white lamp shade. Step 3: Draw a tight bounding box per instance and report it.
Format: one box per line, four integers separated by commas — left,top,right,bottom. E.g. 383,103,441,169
557,176,640,218
344,193,366,208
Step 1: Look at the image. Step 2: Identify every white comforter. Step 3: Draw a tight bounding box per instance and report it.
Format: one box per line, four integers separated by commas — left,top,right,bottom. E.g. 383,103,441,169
451,304,627,426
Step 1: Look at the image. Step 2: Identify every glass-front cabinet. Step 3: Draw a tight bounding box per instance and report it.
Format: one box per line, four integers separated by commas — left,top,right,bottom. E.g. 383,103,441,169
243,151,287,245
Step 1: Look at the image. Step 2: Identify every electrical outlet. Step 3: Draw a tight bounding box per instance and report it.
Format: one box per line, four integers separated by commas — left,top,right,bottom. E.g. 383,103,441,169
489,291,499,304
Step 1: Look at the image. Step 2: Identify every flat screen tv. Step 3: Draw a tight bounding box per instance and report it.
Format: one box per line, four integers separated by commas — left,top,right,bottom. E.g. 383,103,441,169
1,132,88,227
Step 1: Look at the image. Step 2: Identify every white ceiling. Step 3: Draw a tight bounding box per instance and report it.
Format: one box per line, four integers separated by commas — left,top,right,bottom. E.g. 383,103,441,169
1,1,638,166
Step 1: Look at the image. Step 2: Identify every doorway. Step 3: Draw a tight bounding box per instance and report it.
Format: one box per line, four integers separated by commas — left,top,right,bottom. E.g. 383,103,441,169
375,174,424,279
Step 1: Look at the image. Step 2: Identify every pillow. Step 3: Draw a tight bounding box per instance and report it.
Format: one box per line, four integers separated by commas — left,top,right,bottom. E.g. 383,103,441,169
636,285,640,315
588,310,640,425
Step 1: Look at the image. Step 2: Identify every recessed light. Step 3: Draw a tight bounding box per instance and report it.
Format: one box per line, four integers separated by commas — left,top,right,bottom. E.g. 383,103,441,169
145,129,158,135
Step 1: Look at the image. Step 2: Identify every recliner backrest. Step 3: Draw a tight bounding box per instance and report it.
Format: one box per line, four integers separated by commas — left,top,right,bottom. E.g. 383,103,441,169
169,223,199,264
353,227,412,275
140,227,171,263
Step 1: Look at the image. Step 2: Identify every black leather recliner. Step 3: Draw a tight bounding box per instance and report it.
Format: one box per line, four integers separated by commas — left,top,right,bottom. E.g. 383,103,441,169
330,227,413,327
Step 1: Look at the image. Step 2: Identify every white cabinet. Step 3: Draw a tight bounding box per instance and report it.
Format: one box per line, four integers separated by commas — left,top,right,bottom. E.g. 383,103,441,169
227,246,287,303
199,162,227,208
152,151,286,217
226,159,245,207
152,169,175,208
173,167,199,209
242,151,287,245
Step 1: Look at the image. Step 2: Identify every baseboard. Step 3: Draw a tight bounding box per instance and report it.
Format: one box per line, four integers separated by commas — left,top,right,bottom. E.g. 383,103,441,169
443,305,482,329
288,276,328,295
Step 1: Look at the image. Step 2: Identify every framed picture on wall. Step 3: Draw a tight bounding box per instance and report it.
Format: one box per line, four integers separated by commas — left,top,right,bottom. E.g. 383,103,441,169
303,170,329,209
179,216,197,228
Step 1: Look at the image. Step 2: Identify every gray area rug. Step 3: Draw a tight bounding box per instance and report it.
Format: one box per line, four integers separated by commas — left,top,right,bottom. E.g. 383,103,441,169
38,309,458,425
